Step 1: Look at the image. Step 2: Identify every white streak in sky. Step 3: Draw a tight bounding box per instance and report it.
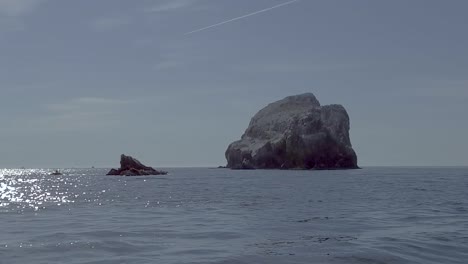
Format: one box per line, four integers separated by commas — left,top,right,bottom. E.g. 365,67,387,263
185,0,300,35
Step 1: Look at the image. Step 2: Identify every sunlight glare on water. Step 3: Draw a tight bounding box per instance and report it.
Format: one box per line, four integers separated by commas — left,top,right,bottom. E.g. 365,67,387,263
0,169,73,211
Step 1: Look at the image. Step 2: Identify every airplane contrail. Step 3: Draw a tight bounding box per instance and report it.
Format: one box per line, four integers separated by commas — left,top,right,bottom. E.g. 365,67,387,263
185,0,301,35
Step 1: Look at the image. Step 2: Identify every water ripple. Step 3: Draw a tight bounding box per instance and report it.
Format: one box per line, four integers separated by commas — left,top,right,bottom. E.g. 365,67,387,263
1,167,468,264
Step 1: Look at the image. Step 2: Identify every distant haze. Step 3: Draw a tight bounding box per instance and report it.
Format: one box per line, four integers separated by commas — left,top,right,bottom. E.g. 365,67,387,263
1,0,467,168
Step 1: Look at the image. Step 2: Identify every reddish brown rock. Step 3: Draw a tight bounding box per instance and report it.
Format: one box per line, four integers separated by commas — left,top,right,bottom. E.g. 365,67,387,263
107,154,167,176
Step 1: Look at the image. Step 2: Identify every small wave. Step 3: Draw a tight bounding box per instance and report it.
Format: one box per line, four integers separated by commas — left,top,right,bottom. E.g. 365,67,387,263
302,235,357,243
296,217,331,223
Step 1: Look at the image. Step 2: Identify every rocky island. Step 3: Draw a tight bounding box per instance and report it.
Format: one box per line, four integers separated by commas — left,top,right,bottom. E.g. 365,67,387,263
225,93,358,170
107,154,168,176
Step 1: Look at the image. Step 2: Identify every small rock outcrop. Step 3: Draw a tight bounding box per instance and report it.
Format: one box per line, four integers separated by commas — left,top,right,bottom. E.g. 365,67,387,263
107,154,167,176
225,93,358,170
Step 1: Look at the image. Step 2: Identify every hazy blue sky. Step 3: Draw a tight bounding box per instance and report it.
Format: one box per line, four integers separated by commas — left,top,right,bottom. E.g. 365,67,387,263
1,0,467,168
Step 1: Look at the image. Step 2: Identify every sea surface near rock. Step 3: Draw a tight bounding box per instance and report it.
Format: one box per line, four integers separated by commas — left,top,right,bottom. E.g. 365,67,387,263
226,93,358,170
1,167,467,264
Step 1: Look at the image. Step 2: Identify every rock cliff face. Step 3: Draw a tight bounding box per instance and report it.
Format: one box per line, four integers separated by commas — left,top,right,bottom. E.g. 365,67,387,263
225,93,358,170
107,154,167,176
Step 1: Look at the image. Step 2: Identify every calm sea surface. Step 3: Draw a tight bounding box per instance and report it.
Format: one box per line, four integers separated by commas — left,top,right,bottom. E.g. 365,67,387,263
1,167,467,264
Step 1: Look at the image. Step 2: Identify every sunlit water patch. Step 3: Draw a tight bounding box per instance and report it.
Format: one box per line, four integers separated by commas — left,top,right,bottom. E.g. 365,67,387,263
0,169,74,211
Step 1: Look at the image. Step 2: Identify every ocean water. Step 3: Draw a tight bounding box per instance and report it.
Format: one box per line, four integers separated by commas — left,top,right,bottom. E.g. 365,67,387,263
0,167,467,264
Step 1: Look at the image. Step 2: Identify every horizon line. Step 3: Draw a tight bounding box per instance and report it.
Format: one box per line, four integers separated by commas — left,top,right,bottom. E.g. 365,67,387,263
2,165,468,170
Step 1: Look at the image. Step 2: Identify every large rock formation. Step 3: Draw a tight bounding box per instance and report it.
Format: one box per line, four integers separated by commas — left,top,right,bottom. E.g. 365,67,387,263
107,154,167,176
225,93,358,170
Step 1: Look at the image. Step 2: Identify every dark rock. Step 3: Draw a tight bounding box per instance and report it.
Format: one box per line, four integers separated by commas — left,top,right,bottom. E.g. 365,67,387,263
119,170,135,176
107,154,168,176
225,93,359,170
231,158,255,170
50,170,62,176
107,168,119,175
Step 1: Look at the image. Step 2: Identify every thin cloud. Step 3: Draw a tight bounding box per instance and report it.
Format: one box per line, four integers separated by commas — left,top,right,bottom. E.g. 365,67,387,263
46,97,129,112
0,17,24,32
0,0,45,16
91,17,131,31
145,0,193,13
0,0,46,32
236,61,363,73
152,45,207,71
154,60,183,71
410,79,468,98
36,97,131,131
144,0,209,14
185,0,300,35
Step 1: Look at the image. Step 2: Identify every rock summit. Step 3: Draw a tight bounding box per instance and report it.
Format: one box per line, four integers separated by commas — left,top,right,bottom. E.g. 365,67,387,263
225,93,358,170
107,154,167,176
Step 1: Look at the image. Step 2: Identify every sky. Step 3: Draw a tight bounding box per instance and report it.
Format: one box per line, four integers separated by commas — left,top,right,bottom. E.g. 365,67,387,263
1,0,467,168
